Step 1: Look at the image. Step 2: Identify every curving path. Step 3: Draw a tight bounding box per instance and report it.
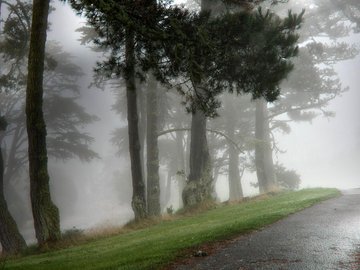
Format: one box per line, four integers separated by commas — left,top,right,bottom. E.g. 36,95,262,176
174,189,360,270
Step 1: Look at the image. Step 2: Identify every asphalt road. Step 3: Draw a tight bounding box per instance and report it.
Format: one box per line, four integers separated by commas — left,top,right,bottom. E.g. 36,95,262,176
175,189,360,270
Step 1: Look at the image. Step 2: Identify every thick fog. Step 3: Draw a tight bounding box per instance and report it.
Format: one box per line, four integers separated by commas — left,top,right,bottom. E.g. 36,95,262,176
1,0,359,243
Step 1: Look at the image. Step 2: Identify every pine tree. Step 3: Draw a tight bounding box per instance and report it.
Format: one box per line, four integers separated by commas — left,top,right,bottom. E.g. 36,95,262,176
26,0,61,245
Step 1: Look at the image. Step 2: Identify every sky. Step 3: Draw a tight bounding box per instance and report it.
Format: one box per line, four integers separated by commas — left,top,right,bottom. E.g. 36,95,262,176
26,0,360,233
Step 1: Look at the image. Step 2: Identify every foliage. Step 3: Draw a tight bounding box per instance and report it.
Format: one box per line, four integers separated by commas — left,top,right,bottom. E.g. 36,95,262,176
0,0,32,94
69,1,303,117
262,0,360,154
2,189,339,270
61,227,84,241
0,1,99,169
0,116,7,132
275,163,301,190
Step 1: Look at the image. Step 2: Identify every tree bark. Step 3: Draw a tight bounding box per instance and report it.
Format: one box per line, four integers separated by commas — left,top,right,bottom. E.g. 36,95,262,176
125,28,147,220
175,130,186,208
227,122,243,201
146,76,160,216
25,0,61,245
255,98,276,193
0,118,27,254
137,83,147,186
182,109,213,207
182,0,220,207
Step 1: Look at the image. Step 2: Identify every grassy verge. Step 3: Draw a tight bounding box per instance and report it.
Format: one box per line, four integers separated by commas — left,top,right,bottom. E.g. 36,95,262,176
4,188,339,270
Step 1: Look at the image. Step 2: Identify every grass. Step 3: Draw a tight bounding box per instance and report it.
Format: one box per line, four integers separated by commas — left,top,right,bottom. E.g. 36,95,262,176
3,188,339,270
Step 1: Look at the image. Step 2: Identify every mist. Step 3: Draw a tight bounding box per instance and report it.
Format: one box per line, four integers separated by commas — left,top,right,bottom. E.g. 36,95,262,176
0,0,359,245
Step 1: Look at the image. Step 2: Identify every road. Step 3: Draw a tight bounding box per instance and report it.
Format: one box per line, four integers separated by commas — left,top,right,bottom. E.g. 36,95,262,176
175,189,360,270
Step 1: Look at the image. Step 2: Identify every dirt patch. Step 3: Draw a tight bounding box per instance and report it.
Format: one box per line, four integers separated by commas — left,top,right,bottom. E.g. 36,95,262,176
162,235,247,270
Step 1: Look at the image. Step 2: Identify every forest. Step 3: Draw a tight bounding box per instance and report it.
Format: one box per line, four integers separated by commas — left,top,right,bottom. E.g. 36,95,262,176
0,0,359,266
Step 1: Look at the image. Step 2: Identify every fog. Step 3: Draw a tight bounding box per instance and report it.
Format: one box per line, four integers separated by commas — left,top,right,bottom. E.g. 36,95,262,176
279,55,360,189
1,0,359,243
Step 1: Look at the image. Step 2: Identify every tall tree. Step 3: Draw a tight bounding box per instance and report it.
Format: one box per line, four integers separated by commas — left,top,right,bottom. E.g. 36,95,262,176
68,0,165,220
255,98,276,192
182,0,224,207
146,76,161,216
1,0,98,232
71,1,303,210
0,116,27,254
0,0,29,253
124,24,147,220
182,4,303,203
26,0,61,244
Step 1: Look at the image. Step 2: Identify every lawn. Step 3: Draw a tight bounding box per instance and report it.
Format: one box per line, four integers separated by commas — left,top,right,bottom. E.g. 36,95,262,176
3,188,340,270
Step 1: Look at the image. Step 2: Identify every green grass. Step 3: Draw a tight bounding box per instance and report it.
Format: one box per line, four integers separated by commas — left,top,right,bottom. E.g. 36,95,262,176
3,188,339,270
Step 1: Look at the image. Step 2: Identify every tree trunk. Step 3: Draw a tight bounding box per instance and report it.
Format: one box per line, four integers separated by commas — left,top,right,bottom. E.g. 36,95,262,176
255,98,276,193
175,130,186,208
163,171,172,209
26,0,61,245
0,119,27,254
137,82,147,187
227,122,243,201
125,28,147,220
182,0,216,208
182,109,213,207
146,76,160,216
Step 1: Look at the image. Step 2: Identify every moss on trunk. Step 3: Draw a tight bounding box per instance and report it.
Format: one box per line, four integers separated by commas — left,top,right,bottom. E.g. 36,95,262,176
183,110,213,207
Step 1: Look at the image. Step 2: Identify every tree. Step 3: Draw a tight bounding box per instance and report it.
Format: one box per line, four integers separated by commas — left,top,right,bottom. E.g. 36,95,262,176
0,44,99,228
0,116,27,254
182,5,303,204
274,163,300,190
146,76,161,216
208,94,254,201
0,0,98,229
70,0,303,210
68,0,167,220
26,0,61,244
330,0,360,31
0,0,29,253
252,0,359,193
255,98,277,192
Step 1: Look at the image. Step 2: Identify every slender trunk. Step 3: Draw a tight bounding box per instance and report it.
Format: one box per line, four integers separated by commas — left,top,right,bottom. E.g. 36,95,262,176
3,125,22,184
255,98,276,193
163,170,172,209
182,109,213,207
0,120,27,254
175,130,186,208
227,123,243,201
125,28,147,220
146,76,160,216
137,83,146,186
26,0,60,245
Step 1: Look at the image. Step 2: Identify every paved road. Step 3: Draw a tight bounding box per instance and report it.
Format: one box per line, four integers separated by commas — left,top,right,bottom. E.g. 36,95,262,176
175,190,360,270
